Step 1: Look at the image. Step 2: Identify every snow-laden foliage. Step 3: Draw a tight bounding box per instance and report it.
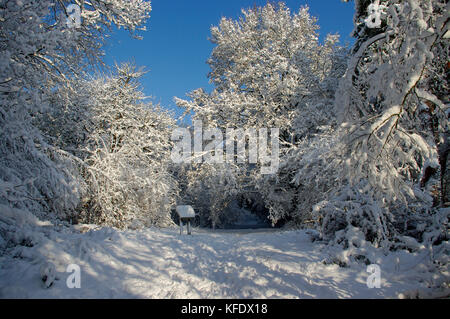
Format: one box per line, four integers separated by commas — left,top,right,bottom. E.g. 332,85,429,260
0,104,81,220
311,0,449,245
78,64,178,228
38,63,178,229
0,1,151,223
256,127,344,227
175,3,347,226
178,163,241,229
1,0,151,100
176,3,342,133
255,46,348,225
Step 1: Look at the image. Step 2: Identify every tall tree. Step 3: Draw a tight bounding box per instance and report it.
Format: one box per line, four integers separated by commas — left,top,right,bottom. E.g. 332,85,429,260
176,3,341,134
77,63,178,228
175,2,346,226
310,0,449,245
337,0,449,207
0,0,152,219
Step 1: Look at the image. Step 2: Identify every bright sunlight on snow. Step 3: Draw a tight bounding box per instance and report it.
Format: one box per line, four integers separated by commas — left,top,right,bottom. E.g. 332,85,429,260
1,207,449,299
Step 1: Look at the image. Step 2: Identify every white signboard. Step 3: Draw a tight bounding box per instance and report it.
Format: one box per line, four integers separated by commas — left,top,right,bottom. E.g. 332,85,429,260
176,205,196,219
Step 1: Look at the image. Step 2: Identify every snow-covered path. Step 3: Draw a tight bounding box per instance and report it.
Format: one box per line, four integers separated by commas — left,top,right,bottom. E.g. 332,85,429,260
2,224,447,299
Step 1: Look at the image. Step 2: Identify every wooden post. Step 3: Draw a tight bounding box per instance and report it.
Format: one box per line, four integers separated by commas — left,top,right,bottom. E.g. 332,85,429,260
187,220,191,235
176,206,196,236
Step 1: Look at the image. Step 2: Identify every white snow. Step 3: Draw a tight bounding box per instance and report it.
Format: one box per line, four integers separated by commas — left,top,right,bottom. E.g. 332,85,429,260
1,219,448,299
176,206,196,219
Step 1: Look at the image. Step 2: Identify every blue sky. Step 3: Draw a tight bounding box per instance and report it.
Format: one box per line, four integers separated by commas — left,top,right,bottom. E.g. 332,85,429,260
104,1,356,122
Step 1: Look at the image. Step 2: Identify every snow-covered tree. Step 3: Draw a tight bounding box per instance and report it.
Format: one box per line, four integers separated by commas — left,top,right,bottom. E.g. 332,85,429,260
73,63,178,228
1,0,151,103
178,162,241,229
311,0,449,245
175,3,346,226
255,44,348,226
176,3,342,134
0,0,152,221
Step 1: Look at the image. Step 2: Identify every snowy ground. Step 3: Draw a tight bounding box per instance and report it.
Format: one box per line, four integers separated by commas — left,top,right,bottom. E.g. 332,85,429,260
1,209,448,299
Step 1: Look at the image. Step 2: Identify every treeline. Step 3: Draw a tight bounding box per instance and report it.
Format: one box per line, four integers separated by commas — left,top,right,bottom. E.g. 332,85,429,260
1,1,448,250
